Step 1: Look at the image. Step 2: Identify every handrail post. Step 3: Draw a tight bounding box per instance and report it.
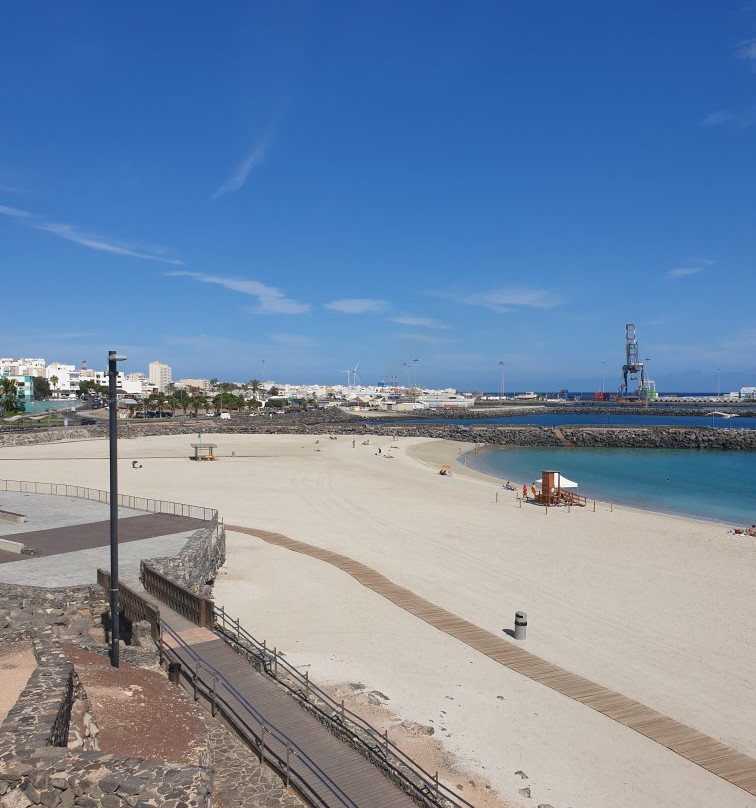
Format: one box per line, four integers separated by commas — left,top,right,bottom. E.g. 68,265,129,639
383,729,388,754
285,744,291,789
260,723,266,765
305,670,309,700
273,647,278,678
193,661,199,701
435,771,439,801
211,675,217,716
341,700,345,721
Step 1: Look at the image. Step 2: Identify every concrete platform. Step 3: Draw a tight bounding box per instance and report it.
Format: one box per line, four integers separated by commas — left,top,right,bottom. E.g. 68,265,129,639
0,492,141,537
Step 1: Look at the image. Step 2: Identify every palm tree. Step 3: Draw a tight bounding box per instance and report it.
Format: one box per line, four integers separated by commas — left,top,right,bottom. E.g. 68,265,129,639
0,378,20,417
174,389,191,416
50,375,59,398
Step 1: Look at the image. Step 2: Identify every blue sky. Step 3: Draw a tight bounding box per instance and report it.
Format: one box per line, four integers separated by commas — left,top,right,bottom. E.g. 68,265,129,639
1,2,754,392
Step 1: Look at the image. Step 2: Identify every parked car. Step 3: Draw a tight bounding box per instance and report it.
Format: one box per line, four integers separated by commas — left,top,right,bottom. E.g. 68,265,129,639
80,418,97,426
219,412,231,420
160,411,173,418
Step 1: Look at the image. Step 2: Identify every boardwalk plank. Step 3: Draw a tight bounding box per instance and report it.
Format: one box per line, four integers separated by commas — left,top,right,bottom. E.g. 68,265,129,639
228,523,756,798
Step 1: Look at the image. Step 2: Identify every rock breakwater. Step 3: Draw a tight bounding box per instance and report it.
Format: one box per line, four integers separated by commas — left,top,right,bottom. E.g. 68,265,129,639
2,415,754,450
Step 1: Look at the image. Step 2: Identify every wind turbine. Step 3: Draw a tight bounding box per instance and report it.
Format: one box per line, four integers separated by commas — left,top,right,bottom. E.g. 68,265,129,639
351,360,361,387
340,368,352,387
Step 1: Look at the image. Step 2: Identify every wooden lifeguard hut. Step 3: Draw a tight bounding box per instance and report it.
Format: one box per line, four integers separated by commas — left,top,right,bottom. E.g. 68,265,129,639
190,443,218,461
535,470,586,506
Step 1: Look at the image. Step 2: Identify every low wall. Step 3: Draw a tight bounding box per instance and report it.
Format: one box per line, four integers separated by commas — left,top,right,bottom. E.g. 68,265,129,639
1,416,754,450
0,591,212,808
142,518,226,598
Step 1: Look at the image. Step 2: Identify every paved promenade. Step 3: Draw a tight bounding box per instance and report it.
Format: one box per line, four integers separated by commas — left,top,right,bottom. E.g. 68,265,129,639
0,494,205,587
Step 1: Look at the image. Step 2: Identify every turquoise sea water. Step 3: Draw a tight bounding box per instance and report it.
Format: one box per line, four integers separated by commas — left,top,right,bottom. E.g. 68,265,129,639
464,447,756,525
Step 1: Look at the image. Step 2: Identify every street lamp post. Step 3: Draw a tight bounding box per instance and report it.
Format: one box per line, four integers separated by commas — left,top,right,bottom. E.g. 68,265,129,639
108,350,127,668
601,361,605,396
412,359,419,402
717,368,721,398
499,361,505,400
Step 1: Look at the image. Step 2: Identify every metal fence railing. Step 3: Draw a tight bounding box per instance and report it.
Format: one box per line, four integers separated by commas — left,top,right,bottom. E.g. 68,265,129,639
0,479,216,523
159,620,360,808
214,606,474,808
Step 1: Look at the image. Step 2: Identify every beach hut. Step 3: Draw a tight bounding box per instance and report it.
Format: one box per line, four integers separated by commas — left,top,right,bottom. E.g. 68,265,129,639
535,470,579,505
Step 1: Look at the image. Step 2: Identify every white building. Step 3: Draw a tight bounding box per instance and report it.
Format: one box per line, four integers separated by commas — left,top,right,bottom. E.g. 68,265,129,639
1,358,46,377
148,361,173,393
178,378,209,393
44,363,79,396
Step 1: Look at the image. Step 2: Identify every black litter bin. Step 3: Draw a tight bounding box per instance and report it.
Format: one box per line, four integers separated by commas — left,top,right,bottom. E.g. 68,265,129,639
168,662,182,684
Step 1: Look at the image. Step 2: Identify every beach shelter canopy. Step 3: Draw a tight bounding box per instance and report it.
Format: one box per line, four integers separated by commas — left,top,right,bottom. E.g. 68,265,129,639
535,474,578,490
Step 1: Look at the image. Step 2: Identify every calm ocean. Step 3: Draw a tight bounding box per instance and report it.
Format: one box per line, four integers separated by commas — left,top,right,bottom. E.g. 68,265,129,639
464,446,756,526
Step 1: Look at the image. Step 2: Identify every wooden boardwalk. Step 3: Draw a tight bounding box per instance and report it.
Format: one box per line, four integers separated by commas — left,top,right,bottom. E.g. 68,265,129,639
154,600,419,808
228,524,756,798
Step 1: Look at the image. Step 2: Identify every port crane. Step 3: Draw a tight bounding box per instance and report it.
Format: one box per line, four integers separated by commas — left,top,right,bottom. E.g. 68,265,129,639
620,323,646,398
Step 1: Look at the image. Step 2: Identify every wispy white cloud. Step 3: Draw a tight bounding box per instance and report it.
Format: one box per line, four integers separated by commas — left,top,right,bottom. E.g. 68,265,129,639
398,333,455,345
668,266,703,279
38,222,183,265
324,298,388,314
1,204,183,265
736,37,756,64
213,129,275,199
701,107,755,129
701,109,735,126
269,333,317,347
0,204,32,218
0,184,33,194
454,288,561,313
166,270,310,314
391,316,449,329
687,256,714,266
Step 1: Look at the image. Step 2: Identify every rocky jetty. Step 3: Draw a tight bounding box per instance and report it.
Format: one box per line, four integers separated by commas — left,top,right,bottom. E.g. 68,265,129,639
1,409,754,450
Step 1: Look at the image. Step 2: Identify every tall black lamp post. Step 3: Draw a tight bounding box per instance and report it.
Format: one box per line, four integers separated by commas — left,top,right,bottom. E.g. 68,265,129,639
108,350,127,667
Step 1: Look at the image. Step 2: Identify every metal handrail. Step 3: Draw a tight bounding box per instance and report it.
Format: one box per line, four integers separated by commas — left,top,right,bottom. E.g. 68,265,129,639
159,620,361,808
213,606,474,808
0,478,217,523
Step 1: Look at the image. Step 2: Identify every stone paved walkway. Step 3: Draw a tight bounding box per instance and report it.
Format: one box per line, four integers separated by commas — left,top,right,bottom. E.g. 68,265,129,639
207,721,309,808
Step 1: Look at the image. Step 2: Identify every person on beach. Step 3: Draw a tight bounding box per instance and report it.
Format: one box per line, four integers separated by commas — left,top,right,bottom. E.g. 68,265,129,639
131,460,142,469
352,439,356,448
522,484,527,499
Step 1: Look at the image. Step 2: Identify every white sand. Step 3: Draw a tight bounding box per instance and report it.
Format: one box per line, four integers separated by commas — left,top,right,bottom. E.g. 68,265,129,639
0,643,36,723
1,433,755,808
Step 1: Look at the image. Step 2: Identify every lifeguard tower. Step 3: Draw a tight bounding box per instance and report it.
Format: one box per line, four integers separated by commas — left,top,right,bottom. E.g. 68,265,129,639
190,443,218,461
533,470,586,507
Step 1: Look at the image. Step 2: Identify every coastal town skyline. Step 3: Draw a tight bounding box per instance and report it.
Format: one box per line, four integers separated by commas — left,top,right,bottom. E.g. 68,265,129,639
1,4,755,391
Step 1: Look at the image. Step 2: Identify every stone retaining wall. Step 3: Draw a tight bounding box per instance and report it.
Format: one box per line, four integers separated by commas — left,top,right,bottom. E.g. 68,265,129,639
142,520,226,598
0,574,213,808
1,415,754,450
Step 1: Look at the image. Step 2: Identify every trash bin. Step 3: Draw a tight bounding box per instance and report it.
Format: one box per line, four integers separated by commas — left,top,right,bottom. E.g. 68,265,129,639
168,662,182,684
514,611,527,641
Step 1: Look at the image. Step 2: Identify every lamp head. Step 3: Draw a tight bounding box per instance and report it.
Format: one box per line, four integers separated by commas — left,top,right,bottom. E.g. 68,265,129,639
108,351,127,362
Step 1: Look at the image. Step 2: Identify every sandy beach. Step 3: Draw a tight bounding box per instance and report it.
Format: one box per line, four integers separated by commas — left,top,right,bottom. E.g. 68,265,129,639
1,432,754,808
